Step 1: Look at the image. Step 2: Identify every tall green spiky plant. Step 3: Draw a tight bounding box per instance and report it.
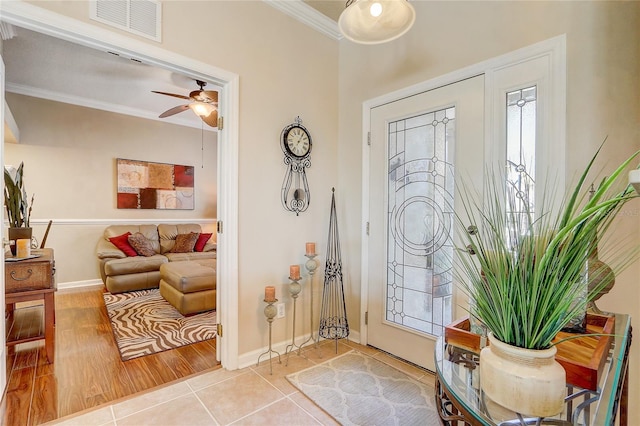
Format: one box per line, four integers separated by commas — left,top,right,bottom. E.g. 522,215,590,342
456,145,640,350
4,162,34,228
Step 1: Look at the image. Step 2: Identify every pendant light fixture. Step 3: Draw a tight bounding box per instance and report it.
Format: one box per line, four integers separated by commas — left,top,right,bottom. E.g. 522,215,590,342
338,0,416,45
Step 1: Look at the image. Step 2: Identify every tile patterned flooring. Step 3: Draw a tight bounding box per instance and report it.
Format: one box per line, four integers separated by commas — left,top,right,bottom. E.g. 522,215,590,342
47,340,436,426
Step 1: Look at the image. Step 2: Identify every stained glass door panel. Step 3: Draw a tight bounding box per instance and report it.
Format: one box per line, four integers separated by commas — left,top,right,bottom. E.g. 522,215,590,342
386,107,455,337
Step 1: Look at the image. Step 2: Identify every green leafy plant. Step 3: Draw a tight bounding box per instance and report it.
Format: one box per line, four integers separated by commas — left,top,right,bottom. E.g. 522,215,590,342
456,145,640,350
4,162,34,228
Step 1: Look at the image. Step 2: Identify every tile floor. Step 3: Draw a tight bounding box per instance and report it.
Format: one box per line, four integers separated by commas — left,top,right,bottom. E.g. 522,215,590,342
46,340,436,426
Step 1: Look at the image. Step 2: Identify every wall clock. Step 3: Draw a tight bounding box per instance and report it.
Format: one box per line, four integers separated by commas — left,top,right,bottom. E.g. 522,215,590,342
281,116,312,215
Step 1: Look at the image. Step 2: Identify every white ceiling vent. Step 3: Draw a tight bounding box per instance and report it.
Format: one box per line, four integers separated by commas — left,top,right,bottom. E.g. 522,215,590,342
90,0,161,42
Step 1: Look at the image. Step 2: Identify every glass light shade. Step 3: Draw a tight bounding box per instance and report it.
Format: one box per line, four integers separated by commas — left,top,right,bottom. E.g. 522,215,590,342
338,0,416,45
189,102,216,117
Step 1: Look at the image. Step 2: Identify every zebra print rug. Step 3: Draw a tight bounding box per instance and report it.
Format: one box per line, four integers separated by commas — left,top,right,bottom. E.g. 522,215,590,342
103,289,216,361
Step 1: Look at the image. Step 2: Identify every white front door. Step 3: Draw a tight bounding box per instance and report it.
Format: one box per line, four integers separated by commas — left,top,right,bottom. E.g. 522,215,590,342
367,75,485,371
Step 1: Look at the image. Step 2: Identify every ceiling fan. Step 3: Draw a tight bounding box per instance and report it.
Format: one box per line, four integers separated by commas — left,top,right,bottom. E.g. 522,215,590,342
152,80,218,128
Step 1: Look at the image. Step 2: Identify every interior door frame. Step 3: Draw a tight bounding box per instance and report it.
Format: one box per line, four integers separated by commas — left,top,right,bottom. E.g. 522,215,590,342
0,53,6,394
360,35,566,347
0,2,241,370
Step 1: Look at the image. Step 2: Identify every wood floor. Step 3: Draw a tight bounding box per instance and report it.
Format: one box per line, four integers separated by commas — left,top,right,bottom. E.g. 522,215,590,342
1,285,220,426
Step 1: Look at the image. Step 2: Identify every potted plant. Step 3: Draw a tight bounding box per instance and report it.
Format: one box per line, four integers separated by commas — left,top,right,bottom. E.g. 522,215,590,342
4,162,34,245
455,145,640,417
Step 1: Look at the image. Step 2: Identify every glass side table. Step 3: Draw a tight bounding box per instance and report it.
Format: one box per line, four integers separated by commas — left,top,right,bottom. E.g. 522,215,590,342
434,313,631,426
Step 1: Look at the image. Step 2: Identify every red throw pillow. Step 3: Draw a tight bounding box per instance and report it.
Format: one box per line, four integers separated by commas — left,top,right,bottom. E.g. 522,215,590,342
108,232,138,257
195,233,213,252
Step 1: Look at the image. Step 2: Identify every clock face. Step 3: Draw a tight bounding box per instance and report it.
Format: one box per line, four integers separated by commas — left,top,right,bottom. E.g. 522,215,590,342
285,126,311,158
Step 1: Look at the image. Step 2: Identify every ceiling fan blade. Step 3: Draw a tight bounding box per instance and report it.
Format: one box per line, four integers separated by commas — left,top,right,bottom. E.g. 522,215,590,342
201,109,219,128
200,91,218,103
190,90,218,103
159,104,189,118
152,90,190,100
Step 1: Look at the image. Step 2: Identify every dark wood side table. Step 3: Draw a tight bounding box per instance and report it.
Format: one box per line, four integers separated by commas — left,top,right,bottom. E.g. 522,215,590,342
5,248,56,363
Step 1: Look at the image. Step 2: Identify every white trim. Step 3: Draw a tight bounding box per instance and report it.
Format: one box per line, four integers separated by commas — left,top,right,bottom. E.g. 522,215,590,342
25,218,217,226
216,73,240,370
360,109,371,346
360,35,567,346
5,82,216,132
0,53,7,396
0,0,240,370
237,332,362,369
263,0,342,41
363,35,566,109
58,279,103,290
0,2,235,84
238,336,295,369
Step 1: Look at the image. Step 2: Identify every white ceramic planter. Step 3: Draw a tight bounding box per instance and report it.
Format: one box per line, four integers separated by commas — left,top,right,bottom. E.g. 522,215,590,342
480,333,566,417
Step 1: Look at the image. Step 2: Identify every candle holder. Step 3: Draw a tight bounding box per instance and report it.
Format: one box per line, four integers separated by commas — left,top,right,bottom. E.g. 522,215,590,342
256,299,281,375
298,253,319,351
284,277,303,364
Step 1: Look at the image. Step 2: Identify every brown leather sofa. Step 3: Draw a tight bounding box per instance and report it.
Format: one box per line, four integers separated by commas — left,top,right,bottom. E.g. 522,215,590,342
96,223,216,294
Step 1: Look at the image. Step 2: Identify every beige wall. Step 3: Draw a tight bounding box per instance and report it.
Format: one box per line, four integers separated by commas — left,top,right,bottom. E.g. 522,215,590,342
4,93,218,283
20,1,340,357
338,0,640,419
9,0,640,418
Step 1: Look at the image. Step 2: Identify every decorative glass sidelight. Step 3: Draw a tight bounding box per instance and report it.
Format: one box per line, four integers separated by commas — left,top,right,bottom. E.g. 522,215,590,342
386,106,455,337
505,86,537,245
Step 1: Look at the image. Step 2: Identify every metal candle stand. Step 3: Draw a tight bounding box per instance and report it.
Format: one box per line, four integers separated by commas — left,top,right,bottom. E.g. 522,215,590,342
256,299,281,375
298,253,319,351
284,277,303,364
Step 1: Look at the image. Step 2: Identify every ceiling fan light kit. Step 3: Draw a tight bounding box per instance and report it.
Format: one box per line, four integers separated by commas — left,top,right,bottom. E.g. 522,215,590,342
189,102,216,117
339,0,416,45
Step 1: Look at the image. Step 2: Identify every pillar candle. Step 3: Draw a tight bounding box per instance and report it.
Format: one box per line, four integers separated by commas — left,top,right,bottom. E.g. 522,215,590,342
306,242,316,256
290,264,301,280
16,239,30,258
265,286,276,302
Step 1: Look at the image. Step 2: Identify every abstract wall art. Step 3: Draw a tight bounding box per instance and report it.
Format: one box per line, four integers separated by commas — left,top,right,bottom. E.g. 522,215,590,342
116,158,195,209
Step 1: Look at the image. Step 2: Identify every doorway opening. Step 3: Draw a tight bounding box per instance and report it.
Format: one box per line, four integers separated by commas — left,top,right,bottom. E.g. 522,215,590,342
0,3,240,376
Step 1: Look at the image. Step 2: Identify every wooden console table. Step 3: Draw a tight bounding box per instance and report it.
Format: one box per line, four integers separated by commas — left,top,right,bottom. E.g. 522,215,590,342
5,248,56,363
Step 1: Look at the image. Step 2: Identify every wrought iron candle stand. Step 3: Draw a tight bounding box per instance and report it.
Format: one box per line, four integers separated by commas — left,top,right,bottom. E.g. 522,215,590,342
298,253,319,351
319,188,349,353
256,299,281,375
284,277,303,364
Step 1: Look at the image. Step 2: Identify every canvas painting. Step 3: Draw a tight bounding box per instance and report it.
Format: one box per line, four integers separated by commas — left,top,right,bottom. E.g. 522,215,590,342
117,158,195,209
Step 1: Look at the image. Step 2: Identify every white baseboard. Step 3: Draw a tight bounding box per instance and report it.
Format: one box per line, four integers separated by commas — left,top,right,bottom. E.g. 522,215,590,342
237,330,362,370
57,279,103,290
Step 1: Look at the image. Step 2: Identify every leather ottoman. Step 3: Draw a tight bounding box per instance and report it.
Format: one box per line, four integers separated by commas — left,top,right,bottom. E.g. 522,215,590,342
159,259,216,315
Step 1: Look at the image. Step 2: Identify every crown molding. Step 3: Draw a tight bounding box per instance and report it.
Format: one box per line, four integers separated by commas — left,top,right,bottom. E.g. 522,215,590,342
0,21,16,40
263,0,342,41
6,82,217,132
